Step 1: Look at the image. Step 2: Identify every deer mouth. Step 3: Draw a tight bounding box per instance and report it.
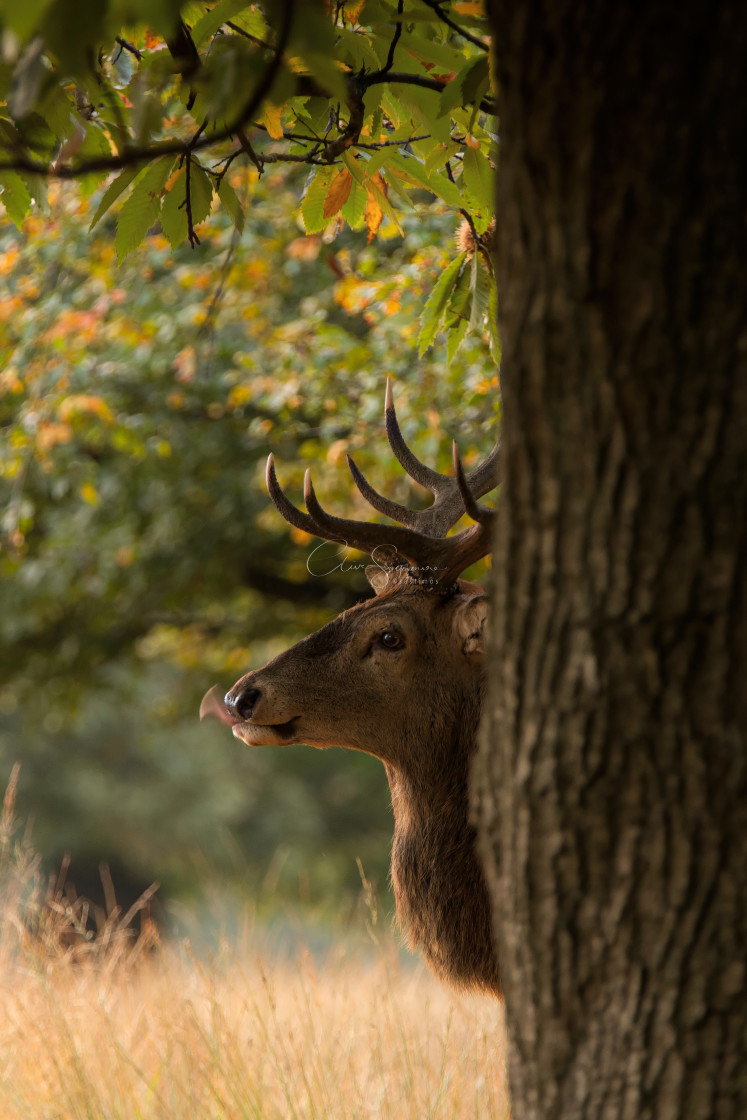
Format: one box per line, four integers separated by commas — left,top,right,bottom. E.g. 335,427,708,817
232,717,299,745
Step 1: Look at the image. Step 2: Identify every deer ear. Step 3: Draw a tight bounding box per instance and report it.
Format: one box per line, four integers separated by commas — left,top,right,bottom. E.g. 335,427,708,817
366,565,412,594
454,594,488,658
366,565,395,593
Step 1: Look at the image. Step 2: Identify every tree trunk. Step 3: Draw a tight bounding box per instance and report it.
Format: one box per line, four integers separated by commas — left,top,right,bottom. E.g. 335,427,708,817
474,3,747,1118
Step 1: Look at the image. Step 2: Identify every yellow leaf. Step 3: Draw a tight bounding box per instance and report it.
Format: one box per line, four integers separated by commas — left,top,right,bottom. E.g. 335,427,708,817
80,483,99,505
260,103,285,141
323,169,353,219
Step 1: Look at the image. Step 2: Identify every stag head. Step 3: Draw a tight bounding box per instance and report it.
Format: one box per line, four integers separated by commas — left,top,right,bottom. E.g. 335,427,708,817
202,378,499,773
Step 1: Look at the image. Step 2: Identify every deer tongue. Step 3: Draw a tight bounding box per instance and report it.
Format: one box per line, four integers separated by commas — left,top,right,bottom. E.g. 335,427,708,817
199,684,240,727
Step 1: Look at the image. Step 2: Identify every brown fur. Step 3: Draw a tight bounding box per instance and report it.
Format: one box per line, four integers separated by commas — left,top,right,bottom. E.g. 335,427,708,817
223,577,501,995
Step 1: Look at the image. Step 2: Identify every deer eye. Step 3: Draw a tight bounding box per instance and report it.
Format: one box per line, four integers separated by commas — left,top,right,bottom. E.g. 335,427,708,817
379,631,404,650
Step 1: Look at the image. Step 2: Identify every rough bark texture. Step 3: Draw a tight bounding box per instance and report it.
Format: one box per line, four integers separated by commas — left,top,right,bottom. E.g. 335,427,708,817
473,2,747,1118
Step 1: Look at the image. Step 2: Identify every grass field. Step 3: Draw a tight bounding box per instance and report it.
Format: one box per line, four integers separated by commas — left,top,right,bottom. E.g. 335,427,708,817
0,769,508,1120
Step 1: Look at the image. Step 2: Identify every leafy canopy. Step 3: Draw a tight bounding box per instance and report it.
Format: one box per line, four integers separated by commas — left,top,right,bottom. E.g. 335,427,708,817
0,0,497,354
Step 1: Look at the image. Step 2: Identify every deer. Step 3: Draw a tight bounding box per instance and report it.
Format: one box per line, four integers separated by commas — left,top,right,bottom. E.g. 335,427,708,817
201,380,501,995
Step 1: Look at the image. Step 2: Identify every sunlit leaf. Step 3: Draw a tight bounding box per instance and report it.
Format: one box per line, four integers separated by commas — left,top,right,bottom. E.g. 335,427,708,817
323,169,353,219
341,178,367,229
218,177,245,234
301,166,337,234
0,172,32,229
115,156,174,261
191,0,250,47
364,189,383,242
259,102,285,141
89,165,142,231
418,252,467,355
462,146,493,215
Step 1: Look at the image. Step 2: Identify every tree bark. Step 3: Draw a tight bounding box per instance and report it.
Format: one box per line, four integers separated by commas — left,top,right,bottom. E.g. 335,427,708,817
474,3,747,1118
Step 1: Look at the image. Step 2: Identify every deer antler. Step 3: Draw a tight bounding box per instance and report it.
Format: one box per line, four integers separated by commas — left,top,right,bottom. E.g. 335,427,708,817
266,378,499,588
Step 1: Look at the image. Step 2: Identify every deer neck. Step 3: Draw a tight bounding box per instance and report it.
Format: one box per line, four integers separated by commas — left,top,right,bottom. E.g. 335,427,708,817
384,697,501,995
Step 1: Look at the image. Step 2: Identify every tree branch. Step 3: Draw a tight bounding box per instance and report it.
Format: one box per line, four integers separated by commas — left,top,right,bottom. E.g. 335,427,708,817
0,0,296,180
364,70,495,115
370,0,404,79
418,0,489,52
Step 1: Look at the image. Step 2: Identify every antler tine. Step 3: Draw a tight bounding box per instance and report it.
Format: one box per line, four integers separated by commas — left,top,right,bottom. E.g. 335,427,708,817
384,377,454,498
384,377,500,500
266,454,320,537
452,442,497,526
465,439,502,498
346,454,422,529
381,378,500,536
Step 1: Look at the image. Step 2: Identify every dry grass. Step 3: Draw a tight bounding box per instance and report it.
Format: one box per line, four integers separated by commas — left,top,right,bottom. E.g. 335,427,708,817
0,767,508,1120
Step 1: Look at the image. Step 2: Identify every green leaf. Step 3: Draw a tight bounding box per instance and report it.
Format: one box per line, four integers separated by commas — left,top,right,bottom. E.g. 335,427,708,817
392,85,451,146
115,157,174,261
396,31,465,75
438,56,490,118
301,166,337,234
191,0,250,47
159,169,187,249
418,252,467,356
160,163,215,248
446,259,473,321
446,317,469,363
89,165,142,232
462,146,493,214
218,178,245,234
468,249,489,333
0,171,32,229
188,163,215,228
341,178,367,230
2,0,56,40
387,151,463,209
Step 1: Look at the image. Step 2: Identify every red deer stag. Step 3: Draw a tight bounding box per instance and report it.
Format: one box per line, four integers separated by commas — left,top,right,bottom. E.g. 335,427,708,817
202,380,500,994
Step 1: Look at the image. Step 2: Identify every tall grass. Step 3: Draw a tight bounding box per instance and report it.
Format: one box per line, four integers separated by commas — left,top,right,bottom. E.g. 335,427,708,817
0,768,508,1120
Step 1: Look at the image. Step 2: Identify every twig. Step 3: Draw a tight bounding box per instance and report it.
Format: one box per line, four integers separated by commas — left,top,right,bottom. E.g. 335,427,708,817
371,0,404,79
446,158,478,241
114,36,143,61
419,0,489,51
364,70,495,115
225,20,274,50
184,155,199,247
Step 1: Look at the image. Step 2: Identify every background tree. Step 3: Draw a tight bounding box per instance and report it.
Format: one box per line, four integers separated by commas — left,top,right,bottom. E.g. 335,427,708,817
473,2,747,1118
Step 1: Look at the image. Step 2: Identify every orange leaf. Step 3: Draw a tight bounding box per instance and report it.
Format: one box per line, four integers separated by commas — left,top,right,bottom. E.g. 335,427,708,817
364,191,383,243
323,169,353,219
343,0,366,20
454,1,485,13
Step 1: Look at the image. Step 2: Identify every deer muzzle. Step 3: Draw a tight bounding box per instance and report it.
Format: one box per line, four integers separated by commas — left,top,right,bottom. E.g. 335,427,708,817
200,681,300,745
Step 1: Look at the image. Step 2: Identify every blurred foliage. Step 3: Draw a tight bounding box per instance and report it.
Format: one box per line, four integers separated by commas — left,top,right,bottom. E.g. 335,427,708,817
0,158,499,916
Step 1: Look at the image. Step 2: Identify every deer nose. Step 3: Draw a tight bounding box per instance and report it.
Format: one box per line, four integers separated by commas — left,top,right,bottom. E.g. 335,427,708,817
225,687,261,721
